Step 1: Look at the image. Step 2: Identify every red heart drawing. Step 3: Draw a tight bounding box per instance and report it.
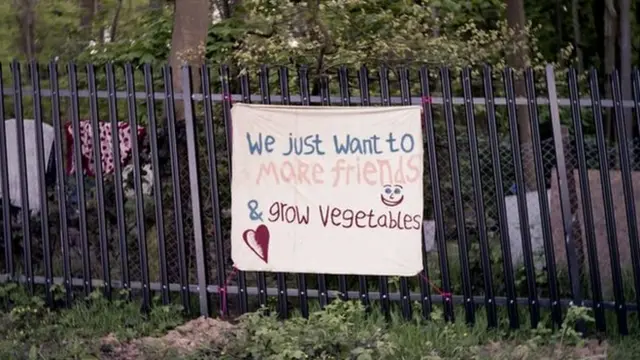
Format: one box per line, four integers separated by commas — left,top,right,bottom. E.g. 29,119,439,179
242,224,270,263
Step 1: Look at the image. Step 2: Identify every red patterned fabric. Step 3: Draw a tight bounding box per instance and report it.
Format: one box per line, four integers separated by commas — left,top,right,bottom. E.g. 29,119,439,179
65,120,146,176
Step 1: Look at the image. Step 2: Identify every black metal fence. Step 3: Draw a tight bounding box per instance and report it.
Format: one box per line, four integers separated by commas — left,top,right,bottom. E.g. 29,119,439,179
1,59,640,334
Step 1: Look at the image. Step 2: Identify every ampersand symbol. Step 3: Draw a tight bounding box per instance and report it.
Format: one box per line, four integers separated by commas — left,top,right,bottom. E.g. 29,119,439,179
247,200,263,221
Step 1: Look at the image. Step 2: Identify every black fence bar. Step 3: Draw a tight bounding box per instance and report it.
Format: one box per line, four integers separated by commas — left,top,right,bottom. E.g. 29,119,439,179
420,66,454,322
68,64,91,293
634,69,640,325
272,66,290,319
247,68,268,309
220,65,248,315
87,64,111,300
336,65,350,302
319,75,330,108
567,68,605,332
124,64,151,310
317,73,333,308
634,72,640,313
201,65,227,314
373,67,392,313
483,65,519,328
181,65,209,317
634,68,640,145
0,64,12,278
163,65,190,312
278,66,309,319
238,69,267,307
356,66,371,309
503,67,540,328
106,63,130,295
524,68,561,327
68,63,92,296
144,64,170,305
49,62,72,305
397,67,418,320
461,67,497,327
402,68,427,319
611,70,640,325
11,61,34,294
220,66,234,158
299,65,327,311
258,65,289,318
377,66,392,317
258,65,289,317
441,67,475,324
588,68,628,335
29,61,54,304
545,67,584,336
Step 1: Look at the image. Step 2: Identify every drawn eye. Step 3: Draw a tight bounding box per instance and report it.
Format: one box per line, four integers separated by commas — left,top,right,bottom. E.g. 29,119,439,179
394,188,402,194
384,188,392,194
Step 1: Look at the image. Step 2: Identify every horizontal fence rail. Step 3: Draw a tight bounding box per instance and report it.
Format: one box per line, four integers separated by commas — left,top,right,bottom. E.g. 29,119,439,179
2,86,640,108
1,273,638,312
0,61,640,335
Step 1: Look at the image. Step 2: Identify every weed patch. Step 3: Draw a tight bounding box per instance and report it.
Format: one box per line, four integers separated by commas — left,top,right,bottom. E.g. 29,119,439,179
0,283,185,359
187,302,608,360
0,282,632,359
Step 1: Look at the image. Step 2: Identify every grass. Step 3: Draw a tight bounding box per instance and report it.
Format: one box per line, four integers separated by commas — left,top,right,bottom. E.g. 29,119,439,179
0,281,639,359
0,283,186,359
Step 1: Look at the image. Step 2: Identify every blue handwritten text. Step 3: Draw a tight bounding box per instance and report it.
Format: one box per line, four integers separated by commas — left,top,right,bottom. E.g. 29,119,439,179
283,133,325,156
332,135,382,155
246,132,276,155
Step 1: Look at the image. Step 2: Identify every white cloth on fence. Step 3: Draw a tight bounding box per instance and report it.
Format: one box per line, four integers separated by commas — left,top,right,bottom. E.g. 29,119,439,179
0,119,55,215
230,103,424,276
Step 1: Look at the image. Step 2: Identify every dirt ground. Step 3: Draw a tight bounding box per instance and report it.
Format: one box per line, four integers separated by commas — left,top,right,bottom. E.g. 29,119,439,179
477,338,609,359
100,317,237,359
99,317,610,360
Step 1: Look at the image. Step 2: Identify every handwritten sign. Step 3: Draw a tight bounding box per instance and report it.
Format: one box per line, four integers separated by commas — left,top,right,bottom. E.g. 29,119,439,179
231,104,424,276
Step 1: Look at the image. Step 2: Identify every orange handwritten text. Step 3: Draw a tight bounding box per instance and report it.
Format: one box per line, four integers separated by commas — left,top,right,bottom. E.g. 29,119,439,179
256,159,325,185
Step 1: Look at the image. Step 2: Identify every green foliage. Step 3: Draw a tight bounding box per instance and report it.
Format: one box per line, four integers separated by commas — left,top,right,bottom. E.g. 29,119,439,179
0,282,185,359
70,0,577,75
77,7,174,67
195,300,609,360
226,0,574,73
0,285,619,360
528,305,596,350
0,0,82,63
557,305,595,346
220,301,396,359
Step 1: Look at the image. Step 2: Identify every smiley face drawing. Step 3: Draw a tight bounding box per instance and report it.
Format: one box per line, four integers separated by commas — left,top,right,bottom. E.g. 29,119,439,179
380,184,404,207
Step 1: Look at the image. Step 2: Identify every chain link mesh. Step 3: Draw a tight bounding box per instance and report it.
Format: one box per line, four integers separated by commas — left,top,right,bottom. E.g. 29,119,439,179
421,126,640,300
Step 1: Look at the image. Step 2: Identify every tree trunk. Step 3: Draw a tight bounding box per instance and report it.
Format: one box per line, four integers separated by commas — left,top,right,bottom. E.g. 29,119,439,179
15,0,36,60
506,0,536,190
556,0,563,51
637,2,640,51
215,0,232,19
571,0,583,73
592,0,605,72
80,0,96,29
110,0,124,42
149,0,163,10
618,0,633,140
431,6,440,37
168,0,210,119
604,0,617,141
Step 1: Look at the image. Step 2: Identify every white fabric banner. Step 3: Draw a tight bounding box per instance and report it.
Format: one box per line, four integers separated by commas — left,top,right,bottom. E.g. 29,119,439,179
230,104,424,276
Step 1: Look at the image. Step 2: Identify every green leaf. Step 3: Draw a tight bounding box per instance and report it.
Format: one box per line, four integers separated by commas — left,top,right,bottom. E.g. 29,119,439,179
28,345,38,360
